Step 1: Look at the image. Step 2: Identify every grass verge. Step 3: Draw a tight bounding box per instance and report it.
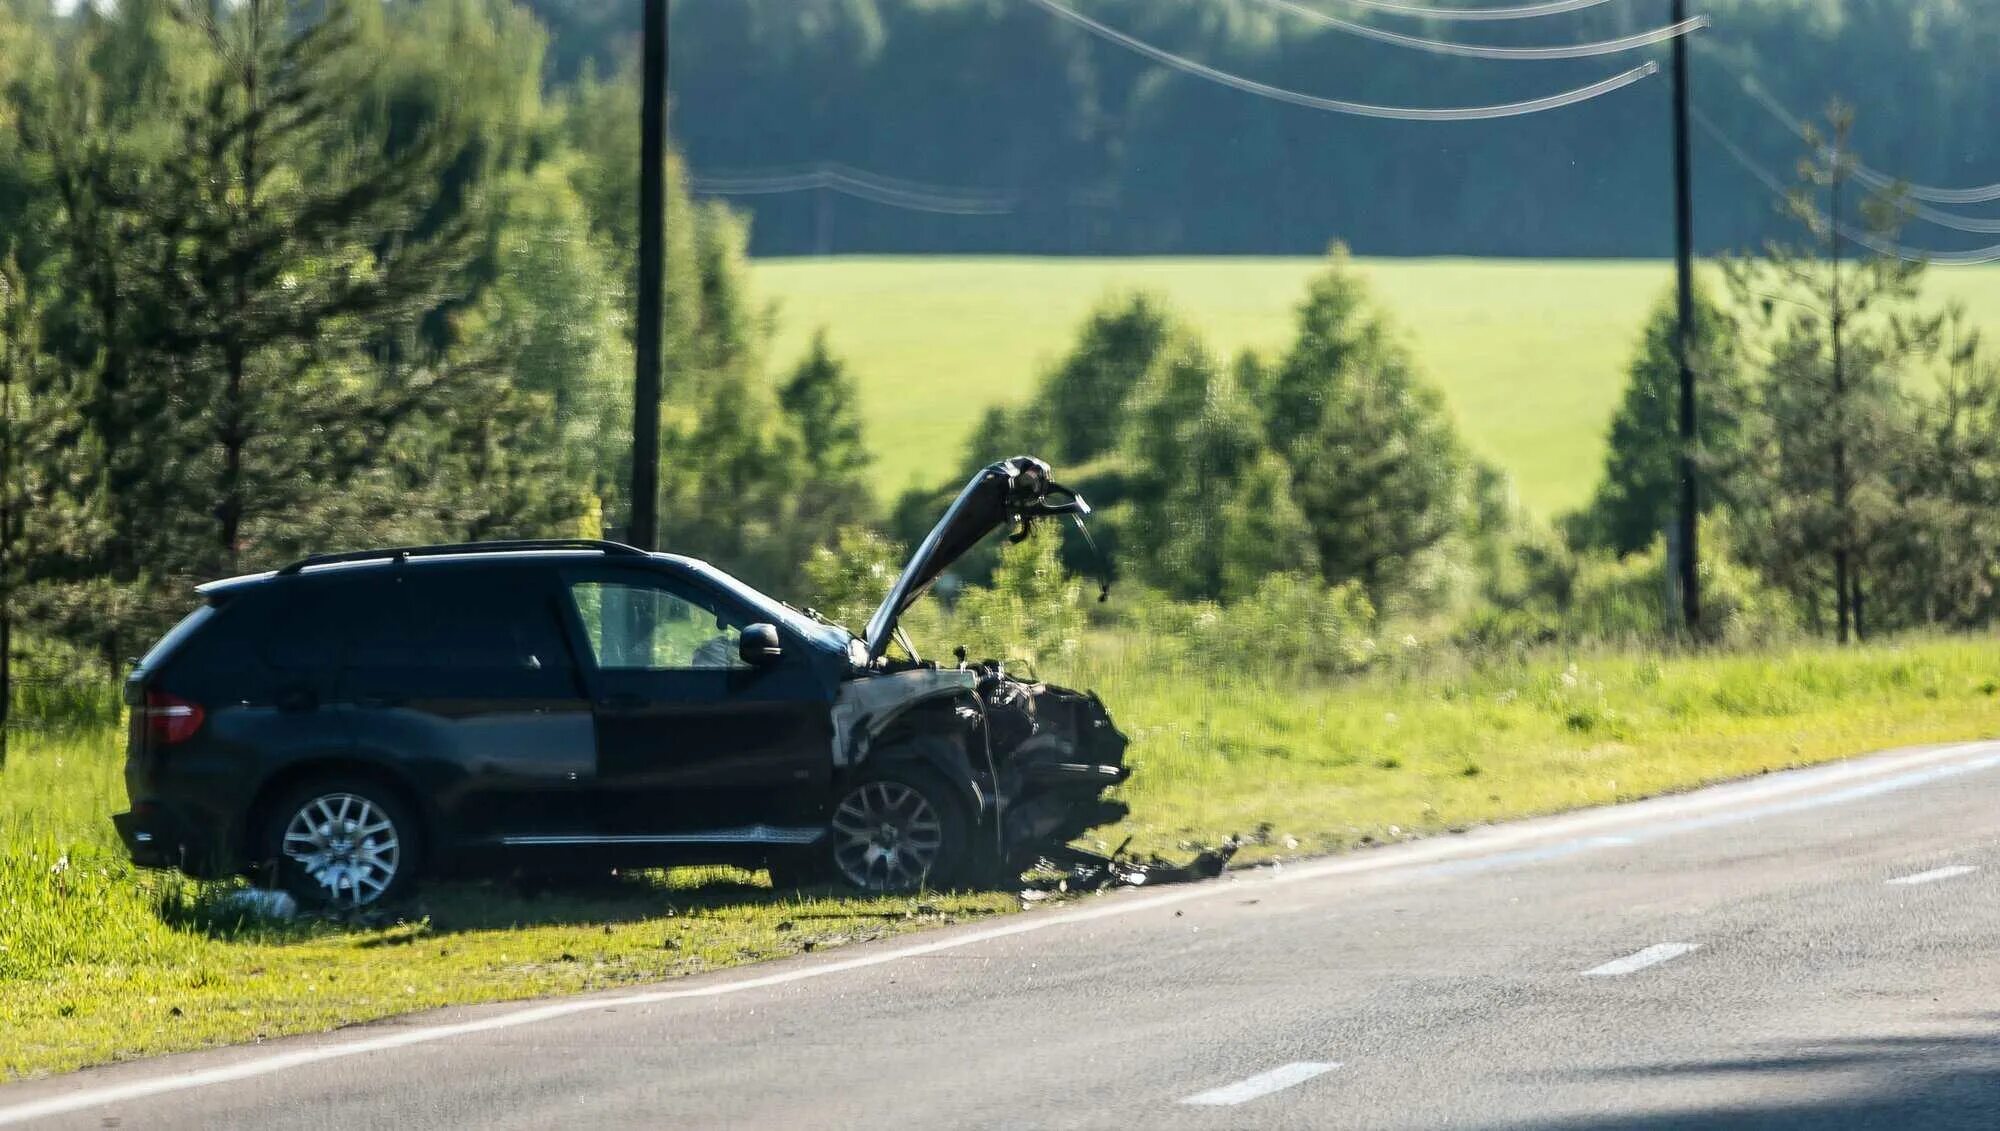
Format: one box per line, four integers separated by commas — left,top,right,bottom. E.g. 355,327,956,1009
5,633,1999,1079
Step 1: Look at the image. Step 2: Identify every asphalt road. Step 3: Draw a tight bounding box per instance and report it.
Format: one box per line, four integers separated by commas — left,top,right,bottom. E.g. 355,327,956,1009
9,739,2000,1129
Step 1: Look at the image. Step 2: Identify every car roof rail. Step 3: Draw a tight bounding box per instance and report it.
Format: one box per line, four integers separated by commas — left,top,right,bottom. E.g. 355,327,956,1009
275,539,650,576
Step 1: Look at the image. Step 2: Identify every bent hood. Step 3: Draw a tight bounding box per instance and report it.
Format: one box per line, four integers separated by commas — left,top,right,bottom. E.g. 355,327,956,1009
863,455,1090,663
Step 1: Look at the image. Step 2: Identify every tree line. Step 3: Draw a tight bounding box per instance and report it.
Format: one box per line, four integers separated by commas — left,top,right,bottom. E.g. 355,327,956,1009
873,105,2000,651
0,0,875,671
3,0,1996,705
534,0,2000,258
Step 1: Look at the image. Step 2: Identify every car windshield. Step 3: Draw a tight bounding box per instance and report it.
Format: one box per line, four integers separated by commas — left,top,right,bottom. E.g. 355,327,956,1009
670,555,855,656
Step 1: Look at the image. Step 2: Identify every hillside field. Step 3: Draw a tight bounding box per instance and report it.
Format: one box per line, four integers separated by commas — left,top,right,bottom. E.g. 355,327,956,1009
754,257,2000,515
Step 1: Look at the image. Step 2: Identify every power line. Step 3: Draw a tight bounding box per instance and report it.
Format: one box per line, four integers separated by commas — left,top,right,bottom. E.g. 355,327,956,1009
1252,0,1707,61
1691,107,2000,266
689,164,1016,215
1901,199,2000,237
1025,0,1660,122
1732,73,2000,206
1332,0,1623,20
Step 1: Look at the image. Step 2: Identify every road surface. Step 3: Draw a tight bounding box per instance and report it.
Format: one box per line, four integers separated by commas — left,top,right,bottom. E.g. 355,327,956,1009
7,739,2000,1129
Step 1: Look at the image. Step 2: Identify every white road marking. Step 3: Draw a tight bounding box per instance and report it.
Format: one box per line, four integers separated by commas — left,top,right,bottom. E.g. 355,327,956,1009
1887,864,1978,886
1180,1062,1340,1106
1582,942,1702,977
5,739,1999,1127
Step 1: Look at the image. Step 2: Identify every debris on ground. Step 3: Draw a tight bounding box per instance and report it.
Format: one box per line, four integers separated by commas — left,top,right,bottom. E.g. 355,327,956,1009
218,887,298,921
1021,837,1238,898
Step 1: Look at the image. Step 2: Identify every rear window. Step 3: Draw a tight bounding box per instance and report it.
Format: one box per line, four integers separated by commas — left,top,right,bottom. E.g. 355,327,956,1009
137,605,217,672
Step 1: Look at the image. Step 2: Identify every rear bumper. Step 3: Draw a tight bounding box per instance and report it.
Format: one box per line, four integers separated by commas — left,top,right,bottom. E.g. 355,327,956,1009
112,802,231,876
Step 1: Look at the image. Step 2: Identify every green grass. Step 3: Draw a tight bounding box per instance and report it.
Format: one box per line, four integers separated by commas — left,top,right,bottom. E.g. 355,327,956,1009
0,736,1010,1080
756,256,2000,514
6,633,2000,1079
1079,636,2000,861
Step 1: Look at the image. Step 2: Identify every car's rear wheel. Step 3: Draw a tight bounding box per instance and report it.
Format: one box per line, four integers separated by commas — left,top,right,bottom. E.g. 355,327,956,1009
827,767,973,893
262,778,420,909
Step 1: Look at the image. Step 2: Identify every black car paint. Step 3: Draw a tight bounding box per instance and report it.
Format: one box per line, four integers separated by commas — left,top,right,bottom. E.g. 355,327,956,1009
114,458,1131,888
552,560,838,840
119,553,855,878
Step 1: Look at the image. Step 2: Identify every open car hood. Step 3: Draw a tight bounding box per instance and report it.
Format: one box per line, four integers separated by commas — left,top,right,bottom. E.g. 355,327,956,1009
863,456,1091,663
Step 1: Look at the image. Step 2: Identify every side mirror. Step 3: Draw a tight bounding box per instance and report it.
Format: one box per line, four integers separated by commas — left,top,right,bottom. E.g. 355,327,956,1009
738,623,783,666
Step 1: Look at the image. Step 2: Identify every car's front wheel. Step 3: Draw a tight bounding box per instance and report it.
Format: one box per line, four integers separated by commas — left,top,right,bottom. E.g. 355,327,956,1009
826,766,974,893
262,778,420,909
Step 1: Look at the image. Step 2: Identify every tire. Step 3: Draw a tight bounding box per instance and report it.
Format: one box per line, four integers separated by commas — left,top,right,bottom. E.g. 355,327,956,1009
261,776,421,909
824,765,977,894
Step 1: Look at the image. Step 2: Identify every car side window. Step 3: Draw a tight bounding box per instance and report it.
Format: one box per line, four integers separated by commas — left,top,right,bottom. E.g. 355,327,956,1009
568,578,746,671
324,567,580,700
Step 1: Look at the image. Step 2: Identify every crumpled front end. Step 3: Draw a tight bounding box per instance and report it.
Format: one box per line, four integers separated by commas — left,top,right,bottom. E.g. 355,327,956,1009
971,664,1132,866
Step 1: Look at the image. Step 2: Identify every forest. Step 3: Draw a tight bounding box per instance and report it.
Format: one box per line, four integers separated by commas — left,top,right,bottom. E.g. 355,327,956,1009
532,0,2000,257
4,0,2000,685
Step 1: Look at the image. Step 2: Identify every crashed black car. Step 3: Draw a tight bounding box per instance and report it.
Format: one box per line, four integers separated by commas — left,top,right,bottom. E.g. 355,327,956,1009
113,456,1131,906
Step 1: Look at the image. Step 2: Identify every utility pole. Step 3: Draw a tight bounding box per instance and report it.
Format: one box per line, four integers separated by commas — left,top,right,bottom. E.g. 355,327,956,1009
1670,0,1700,637
630,0,668,551
1829,138,1851,645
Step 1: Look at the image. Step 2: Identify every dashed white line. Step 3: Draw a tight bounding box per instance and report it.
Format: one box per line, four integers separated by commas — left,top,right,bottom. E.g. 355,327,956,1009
1887,864,1978,886
1180,1062,1341,1106
1582,942,1702,977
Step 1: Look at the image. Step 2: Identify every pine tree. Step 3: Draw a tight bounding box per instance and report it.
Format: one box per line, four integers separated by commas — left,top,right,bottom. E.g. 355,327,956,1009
1266,248,1471,609
147,0,484,575
1874,310,2000,629
1040,293,1172,464
0,256,106,743
1725,106,1931,642
1120,335,1288,600
1572,283,1752,557
781,331,870,486
779,331,874,555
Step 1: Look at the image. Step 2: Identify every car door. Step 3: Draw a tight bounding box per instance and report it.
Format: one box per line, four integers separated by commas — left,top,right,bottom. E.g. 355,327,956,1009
558,563,835,844
338,564,599,850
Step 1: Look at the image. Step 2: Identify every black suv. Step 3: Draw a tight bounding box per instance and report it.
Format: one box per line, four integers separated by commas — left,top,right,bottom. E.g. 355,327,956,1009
114,457,1130,906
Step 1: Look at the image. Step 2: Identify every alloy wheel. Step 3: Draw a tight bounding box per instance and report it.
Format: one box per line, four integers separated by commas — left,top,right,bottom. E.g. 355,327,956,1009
282,792,402,908
830,781,946,892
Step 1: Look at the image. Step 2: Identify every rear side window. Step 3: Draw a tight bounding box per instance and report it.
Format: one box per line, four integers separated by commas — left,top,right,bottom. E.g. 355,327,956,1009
338,566,578,700
400,569,574,673
261,577,390,675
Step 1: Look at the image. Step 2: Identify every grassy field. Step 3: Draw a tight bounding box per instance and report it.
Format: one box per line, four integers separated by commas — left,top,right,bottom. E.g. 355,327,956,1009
7,633,2000,1079
756,257,2000,515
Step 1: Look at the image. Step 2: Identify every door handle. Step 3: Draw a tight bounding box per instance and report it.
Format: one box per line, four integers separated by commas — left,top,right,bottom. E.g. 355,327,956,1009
598,693,648,711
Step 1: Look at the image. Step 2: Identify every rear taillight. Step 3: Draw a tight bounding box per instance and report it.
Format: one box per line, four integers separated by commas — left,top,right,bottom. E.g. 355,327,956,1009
140,690,206,746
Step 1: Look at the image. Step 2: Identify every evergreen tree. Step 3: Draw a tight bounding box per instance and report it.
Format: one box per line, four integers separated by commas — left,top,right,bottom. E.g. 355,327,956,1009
1725,107,1931,643
1265,248,1471,609
1119,334,1290,600
1572,283,1752,557
148,0,486,575
1217,451,1318,602
780,331,874,553
781,331,870,486
1873,310,2000,630
1041,292,1171,464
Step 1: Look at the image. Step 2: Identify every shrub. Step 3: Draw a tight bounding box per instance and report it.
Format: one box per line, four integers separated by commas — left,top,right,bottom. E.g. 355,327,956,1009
799,526,905,636
1128,572,1377,678
947,524,1084,672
